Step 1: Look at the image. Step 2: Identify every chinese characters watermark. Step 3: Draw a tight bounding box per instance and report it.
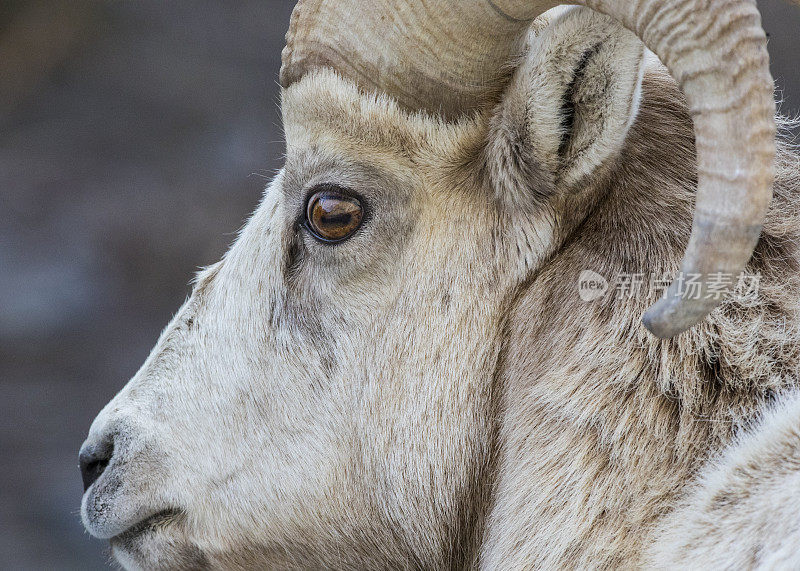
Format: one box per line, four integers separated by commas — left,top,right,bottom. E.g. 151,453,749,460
577,270,761,303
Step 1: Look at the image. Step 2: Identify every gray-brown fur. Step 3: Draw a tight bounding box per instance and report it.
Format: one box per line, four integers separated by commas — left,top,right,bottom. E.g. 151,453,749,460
482,68,800,568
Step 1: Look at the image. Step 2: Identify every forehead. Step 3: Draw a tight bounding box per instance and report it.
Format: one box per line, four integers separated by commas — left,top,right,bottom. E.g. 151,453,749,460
281,69,488,184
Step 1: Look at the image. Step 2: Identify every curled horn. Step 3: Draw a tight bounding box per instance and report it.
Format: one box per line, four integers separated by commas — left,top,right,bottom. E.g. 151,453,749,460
281,0,776,339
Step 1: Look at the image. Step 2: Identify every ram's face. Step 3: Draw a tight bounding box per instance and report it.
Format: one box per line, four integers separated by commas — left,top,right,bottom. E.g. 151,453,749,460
79,0,776,566
79,70,531,569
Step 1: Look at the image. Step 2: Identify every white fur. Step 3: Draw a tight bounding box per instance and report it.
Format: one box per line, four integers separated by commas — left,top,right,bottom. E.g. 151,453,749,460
646,393,800,569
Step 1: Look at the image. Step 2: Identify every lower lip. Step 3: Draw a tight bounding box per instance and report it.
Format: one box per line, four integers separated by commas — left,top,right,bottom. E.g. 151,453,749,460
113,510,181,541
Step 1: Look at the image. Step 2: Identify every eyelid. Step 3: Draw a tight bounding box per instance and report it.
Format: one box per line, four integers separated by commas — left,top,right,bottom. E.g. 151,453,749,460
302,182,362,205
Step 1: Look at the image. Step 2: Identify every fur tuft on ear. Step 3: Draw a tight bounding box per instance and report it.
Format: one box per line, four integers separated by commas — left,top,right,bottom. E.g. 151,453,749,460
487,6,646,211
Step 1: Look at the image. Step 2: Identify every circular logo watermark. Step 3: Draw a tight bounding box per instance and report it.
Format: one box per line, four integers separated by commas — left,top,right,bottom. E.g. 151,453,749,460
578,270,609,302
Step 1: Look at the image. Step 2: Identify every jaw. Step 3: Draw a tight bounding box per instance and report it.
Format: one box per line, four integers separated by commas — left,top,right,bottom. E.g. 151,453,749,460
110,516,206,571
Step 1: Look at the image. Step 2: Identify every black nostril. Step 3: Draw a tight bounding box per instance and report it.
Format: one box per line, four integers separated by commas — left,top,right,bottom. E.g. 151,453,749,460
79,440,113,492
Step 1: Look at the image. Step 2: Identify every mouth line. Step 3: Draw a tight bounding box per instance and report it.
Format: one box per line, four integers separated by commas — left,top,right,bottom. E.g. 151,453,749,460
113,509,184,541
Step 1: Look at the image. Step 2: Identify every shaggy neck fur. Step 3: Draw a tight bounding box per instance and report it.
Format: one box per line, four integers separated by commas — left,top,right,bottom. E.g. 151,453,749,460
480,72,800,568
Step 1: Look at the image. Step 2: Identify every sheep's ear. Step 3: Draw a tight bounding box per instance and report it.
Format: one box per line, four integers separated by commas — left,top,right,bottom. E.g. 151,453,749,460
490,7,647,199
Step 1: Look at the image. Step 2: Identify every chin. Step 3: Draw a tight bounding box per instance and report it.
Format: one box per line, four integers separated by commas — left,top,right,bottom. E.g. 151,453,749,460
110,525,207,571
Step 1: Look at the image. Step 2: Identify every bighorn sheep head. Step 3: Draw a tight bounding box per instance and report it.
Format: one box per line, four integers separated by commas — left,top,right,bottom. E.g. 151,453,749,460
282,0,776,338
79,1,778,568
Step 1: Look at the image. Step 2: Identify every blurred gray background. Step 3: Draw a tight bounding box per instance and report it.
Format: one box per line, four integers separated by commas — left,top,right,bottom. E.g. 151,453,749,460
0,1,798,568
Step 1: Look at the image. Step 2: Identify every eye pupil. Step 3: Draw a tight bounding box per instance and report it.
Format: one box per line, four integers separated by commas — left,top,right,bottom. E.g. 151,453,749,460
306,189,364,242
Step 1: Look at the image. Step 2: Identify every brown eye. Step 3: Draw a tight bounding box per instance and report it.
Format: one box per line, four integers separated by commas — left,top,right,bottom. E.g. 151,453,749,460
305,188,364,243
